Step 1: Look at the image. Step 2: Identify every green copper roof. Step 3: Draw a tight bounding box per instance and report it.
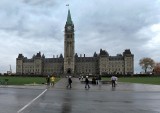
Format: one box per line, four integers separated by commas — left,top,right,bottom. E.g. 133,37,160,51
66,9,73,25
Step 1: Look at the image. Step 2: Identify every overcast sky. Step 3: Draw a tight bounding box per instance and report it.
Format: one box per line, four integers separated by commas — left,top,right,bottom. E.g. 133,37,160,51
0,0,160,73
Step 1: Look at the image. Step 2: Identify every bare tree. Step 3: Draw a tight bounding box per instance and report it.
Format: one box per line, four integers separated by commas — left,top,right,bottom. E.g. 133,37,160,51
139,57,155,73
153,63,160,75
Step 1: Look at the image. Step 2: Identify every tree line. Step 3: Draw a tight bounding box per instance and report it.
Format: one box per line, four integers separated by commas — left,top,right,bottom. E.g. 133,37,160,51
139,57,160,75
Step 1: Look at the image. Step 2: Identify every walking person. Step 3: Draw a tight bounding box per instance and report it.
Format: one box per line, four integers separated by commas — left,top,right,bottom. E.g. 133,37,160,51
115,76,118,86
92,76,96,84
95,76,99,85
50,75,55,86
66,76,72,89
81,76,84,81
111,75,116,87
85,76,90,89
98,75,102,85
46,75,50,86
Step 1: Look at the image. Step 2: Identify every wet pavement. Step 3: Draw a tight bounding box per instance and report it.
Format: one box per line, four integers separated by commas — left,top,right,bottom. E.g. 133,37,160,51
1,78,160,113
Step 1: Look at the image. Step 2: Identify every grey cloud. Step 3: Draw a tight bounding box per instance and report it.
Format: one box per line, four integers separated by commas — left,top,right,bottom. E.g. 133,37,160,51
23,0,59,7
0,0,64,39
76,0,159,34
74,0,159,48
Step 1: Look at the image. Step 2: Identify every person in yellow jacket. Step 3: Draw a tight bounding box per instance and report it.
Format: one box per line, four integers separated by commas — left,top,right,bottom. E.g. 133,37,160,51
50,75,55,86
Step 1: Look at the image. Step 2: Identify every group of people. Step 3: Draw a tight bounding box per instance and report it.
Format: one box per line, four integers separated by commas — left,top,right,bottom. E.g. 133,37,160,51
78,76,84,81
91,76,101,85
67,75,90,89
67,75,118,89
46,75,118,88
46,75,55,86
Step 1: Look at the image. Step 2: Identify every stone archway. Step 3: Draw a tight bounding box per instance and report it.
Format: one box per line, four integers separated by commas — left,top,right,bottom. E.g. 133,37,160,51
67,68,71,74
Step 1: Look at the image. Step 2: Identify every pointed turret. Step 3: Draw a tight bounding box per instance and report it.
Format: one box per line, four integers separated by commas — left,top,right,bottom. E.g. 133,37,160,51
66,9,73,25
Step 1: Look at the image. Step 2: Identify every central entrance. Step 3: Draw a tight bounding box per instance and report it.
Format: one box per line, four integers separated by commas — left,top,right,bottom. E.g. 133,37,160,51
67,68,71,74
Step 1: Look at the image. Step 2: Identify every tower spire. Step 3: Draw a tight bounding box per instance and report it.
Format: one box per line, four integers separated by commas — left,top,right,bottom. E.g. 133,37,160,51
66,9,73,25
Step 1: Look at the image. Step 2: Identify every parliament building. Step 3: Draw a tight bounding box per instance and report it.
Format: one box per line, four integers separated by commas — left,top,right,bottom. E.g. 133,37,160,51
16,10,134,76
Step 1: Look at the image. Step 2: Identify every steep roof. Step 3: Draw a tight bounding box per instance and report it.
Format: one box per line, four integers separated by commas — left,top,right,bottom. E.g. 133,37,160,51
66,9,73,25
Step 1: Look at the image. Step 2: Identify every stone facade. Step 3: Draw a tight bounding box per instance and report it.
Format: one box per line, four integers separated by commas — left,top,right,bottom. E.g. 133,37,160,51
16,9,134,76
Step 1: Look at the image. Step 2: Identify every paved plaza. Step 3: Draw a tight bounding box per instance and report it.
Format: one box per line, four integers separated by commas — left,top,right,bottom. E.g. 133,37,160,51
0,78,160,113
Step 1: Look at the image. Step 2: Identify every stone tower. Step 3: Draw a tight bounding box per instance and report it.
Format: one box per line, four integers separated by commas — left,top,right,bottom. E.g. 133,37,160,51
64,9,75,74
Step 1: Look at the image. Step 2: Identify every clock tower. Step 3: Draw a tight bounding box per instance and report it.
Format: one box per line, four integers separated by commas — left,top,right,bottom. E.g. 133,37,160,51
64,9,75,74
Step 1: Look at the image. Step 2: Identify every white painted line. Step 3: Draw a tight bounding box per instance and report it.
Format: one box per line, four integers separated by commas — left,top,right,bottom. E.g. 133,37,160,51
17,89,47,113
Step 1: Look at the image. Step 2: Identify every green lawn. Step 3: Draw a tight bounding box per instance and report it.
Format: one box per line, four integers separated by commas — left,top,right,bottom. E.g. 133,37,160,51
0,76,61,85
2,76,160,85
102,77,160,85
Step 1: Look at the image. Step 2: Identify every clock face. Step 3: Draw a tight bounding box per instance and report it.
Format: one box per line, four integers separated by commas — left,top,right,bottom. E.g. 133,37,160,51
67,26,72,30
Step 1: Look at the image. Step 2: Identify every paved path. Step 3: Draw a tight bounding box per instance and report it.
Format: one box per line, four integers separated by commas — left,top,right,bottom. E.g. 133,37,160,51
1,78,160,113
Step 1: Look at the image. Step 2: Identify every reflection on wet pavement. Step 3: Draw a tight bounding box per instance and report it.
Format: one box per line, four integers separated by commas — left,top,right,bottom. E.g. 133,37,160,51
61,92,72,113
1,78,160,113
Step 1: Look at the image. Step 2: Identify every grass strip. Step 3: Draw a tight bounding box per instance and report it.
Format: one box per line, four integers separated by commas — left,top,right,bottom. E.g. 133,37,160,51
0,76,61,85
102,77,160,85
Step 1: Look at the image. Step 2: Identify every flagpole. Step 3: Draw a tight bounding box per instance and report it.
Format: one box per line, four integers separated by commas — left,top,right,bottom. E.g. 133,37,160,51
66,4,69,10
